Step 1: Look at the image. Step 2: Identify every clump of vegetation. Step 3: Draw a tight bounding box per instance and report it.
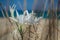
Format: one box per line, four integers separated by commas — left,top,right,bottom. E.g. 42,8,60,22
18,24,23,40
18,25,22,33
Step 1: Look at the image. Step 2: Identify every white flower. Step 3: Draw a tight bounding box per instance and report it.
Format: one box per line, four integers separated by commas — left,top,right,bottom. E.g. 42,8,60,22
9,4,43,24
9,4,16,18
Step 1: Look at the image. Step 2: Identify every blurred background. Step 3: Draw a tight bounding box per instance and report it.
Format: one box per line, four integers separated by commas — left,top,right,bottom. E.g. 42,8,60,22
0,0,59,18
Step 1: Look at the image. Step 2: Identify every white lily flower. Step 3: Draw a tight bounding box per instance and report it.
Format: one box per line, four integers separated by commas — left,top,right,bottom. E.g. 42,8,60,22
9,4,43,24
9,4,18,22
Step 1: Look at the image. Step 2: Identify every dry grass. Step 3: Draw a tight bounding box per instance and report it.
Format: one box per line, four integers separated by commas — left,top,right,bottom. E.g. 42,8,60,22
0,18,60,40
0,18,21,40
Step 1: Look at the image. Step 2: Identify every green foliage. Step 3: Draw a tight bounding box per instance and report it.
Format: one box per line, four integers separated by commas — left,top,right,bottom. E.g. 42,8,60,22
18,25,22,33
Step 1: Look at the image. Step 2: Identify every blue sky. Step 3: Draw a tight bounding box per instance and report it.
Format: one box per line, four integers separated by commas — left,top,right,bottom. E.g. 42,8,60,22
0,0,58,10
